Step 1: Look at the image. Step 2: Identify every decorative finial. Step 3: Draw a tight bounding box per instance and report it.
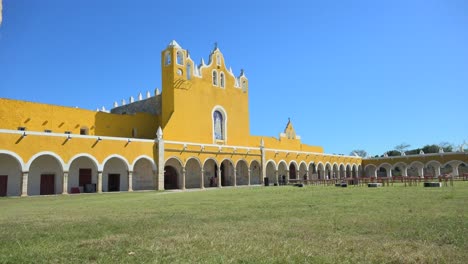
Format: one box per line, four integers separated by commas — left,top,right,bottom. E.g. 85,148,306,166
146,91,151,98
156,127,163,140
138,92,143,100
214,42,218,50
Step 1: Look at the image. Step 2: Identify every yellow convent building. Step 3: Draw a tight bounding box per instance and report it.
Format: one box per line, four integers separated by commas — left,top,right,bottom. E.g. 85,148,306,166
0,41,466,197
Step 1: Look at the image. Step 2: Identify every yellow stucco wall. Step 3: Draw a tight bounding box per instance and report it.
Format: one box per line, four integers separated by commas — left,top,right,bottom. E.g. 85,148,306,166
0,98,158,139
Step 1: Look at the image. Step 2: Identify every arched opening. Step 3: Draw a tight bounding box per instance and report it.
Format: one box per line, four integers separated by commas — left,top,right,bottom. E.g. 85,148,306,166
378,167,388,177
0,153,22,196
265,161,276,185
325,164,332,179
203,159,218,188
28,155,63,195
317,163,325,180
164,166,178,190
339,164,346,179
289,163,297,180
299,162,307,181
69,156,99,193
103,157,128,192
250,160,261,185
221,160,234,187
185,158,201,189
365,165,377,178
278,161,288,184
236,160,249,186
346,164,352,178
332,164,339,179
308,162,317,180
133,158,156,191
176,50,183,65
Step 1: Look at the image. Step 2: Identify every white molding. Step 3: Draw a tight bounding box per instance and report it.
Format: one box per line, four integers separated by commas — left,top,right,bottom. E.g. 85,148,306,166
0,129,154,143
365,151,467,160
263,147,360,159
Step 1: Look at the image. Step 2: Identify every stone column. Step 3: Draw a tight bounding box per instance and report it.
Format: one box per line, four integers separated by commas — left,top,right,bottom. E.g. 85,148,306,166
156,127,165,191
217,166,222,188
62,171,69,194
182,167,186,190
200,169,205,189
128,171,133,192
286,170,290,184
417,167,424,178
402,167,408,177
97,171,103,193
305,170,309,181
387,168,392,178
452,165,459,177
275,170,279,185
21,171,29,197
435,165,441,177
260,139,265,185
247,169,251,186
233,168,237,187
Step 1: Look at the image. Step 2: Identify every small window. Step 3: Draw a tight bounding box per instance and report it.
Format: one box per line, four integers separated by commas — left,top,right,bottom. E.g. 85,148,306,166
216,54,220,66
220,72,225,88
212,71,218,86
65,131,72,134
165,52,171,66
18,127,26,131
44,129,52,133
242,80,247,91
187,64,191,80
80,127,89,135
176,51,183,65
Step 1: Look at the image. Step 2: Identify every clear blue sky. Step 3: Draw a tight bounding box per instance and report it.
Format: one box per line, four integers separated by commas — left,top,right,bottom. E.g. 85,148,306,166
1,0,467,156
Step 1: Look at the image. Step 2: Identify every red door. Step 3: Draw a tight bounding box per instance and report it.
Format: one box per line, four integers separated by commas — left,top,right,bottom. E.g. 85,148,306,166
79,169,92,187
0,175,7,196
40,174,55,195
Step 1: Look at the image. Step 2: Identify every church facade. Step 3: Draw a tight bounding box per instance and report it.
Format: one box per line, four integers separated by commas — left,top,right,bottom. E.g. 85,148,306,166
0,41,466,197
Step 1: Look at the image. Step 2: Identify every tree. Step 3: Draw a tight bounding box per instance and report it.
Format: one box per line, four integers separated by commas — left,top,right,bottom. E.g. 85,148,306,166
394,143,410,153
439,142,453,152
350,150,367,157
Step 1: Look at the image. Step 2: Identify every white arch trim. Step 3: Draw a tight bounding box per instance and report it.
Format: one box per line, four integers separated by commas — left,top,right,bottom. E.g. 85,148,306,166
132,155,157,172
0,150,26,171
265,159,277,169
202,157,219,168
185,156,203,169
289,160,299,170
67,153,100,171
364,164,377,170
235,159,249,168
25,151,65,171
165,156,184,167
102,154,130,171
277,160,288,170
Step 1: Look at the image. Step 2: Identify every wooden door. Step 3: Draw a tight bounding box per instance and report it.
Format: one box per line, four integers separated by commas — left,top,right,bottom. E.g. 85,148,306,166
40,174,55,195
79,169,92,186
0,175,7,196
108,174,120,192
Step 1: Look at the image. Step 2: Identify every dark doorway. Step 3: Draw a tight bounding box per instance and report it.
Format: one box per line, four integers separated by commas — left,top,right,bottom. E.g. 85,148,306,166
221,163,226,186
79,169,92,187
164,166,178,190
289,164,297,180
108,174,120,192
40,174,55,195
0,175,7,196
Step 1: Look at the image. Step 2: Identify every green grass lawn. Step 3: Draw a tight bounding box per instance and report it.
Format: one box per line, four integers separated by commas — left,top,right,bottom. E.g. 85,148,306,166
1,182,467,264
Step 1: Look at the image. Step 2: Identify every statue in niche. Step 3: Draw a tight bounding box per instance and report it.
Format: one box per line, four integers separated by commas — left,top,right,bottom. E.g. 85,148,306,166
214,111,223,140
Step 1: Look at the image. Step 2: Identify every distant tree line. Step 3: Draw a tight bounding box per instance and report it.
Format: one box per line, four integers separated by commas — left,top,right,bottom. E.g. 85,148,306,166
351,141,467,158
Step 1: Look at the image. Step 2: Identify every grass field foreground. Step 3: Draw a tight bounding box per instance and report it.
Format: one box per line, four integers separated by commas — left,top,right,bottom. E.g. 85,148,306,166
1,183,467,263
